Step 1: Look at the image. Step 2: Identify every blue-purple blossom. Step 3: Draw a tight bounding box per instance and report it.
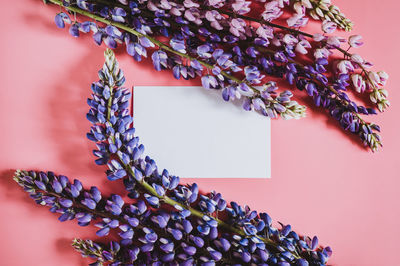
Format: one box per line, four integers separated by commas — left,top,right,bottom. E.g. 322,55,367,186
54,12,71,28
13,49,332,265
69,23,79,37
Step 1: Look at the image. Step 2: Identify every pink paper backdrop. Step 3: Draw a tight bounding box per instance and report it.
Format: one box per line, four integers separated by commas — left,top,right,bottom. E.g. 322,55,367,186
1,1,399,265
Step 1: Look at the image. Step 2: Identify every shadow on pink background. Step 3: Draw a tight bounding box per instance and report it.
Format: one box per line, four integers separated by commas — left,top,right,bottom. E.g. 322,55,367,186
0,0,399,265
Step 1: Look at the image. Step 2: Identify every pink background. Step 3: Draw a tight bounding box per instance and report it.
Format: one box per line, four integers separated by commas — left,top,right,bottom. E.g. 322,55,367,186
1,0,399,265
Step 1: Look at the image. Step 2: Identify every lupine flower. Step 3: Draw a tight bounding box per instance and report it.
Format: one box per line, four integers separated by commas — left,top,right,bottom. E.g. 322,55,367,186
54,12,71,28
69,22,80,37
351,74,367,93
42,0,388,151
14,154,331,264
322,20,337,34
348,35,364,48
14,49,333,265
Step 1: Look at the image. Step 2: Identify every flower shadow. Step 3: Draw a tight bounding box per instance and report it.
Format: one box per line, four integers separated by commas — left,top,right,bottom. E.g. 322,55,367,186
0,169,34,205
55,238,89,266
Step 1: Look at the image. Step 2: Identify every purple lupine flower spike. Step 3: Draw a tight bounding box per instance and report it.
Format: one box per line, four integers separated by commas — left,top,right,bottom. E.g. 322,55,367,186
14,49,332,265
44,0,387,150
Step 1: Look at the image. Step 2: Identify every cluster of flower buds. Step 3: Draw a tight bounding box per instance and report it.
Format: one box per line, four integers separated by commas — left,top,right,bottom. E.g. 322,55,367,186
290,0,353,31
14,169,331,265
43,0,389,151
15,50,331,265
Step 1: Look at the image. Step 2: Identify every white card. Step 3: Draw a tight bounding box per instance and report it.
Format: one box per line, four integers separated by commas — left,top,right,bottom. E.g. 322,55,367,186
133,86,271,178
